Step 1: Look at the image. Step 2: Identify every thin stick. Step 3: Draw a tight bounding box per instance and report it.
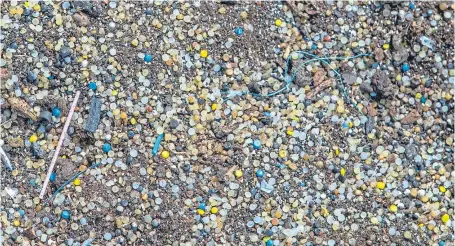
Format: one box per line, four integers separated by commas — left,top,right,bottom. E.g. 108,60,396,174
39,91,81,199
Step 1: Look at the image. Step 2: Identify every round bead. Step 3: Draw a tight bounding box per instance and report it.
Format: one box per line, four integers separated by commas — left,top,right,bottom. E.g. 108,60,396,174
13,220,20,227
29,134,38,143
389,204,398,213
234,27,244,36
102,143,111,153
61,210,71,220
256,169,265,178
73,178,81,186
88,82,97,90
161,150,170,159
234,170,243,178
402,63,410,72
441,214,450,223
275,19,282,26
200,50,208,58
439,186,447,193
52,107,61,118
253,139,262,150
144,54,153,62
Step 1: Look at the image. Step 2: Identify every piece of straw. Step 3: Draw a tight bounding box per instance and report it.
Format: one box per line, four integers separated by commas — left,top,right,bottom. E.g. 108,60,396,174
39,91,80,199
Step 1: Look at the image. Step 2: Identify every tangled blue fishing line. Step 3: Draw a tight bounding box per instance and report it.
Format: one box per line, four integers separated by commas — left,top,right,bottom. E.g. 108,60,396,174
223,50,372,114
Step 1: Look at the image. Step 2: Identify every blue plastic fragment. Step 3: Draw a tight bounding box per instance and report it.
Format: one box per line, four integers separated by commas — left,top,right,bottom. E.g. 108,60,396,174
50,173,56,182
152,133,165,156
420,36,435,50
82,238,94,246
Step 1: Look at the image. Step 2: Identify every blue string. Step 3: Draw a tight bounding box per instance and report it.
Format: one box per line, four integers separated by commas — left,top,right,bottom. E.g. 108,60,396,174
224,51,372,114
44,162,103,205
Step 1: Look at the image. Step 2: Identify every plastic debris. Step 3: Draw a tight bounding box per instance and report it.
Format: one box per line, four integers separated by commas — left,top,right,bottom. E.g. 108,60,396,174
152,133,165,156
39,91,81,199
0,146,13,171
85,96,102,133
260,180,274,193
420,36,435,50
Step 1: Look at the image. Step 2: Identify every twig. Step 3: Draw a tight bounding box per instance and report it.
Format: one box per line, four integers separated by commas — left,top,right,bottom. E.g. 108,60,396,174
39,91,81,199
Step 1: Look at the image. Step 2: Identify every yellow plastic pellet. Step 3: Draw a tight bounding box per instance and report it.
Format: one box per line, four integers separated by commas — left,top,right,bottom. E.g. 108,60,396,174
200,50,208,58
161,150,170,159
210,207,218,214
383,43,390,50
376,182,385,190
73,179,81,186
442,214,450,223
278,150,287,158
340,168,346,176
415,93,422,99
13,220,20,227
389,204,398,213
286,129,294,136
234,170,243,178
29,135,38,143
275,19,282,26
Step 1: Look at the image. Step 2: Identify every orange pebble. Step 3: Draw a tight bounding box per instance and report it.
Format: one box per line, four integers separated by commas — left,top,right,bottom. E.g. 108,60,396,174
271,218,279,226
